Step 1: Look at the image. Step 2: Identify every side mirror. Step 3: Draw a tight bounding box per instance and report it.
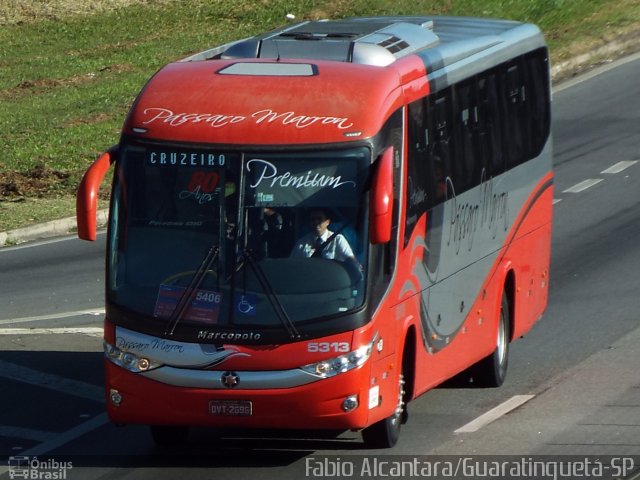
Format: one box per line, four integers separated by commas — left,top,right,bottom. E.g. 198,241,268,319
369,146,394,244
76,147,116,241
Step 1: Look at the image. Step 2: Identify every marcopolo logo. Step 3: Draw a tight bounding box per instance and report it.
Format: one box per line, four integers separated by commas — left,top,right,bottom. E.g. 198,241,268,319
8,456,72,479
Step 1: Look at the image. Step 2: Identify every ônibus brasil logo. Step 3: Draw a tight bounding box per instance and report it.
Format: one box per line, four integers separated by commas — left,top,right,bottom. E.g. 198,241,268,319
8,456,72,479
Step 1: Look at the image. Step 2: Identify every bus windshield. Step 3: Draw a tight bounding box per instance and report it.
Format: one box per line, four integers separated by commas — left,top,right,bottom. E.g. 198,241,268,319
107,143,370,336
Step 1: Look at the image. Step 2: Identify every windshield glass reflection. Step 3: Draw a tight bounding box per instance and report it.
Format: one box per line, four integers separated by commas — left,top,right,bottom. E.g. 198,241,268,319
107,144,370,334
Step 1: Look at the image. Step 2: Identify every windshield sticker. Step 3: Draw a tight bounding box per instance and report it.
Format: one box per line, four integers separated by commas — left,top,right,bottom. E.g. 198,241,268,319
147,220,204,227
141,107,354,131
246,158,357,207
236,294,257,316
179,171,220,205
154,285,222,324
255,192,274,203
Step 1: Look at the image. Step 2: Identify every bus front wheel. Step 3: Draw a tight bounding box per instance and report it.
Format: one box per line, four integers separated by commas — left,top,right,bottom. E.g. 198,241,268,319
361,372,405,448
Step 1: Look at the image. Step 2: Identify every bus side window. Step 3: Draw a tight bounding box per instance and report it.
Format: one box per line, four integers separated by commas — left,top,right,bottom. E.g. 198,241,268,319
503,62,527,168
431,92,455,200
525,49,551,157
454,81,480,193
478,72,504,177
405,99,430,246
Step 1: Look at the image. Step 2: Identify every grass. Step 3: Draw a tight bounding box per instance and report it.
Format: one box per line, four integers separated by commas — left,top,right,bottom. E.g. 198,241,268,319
1,0,639,231
0,197,78,230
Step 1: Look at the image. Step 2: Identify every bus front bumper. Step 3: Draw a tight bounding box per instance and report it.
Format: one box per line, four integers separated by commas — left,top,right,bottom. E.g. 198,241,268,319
104,359,376,430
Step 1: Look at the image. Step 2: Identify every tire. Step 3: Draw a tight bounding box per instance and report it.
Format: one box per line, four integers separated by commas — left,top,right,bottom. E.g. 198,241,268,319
150,425,190,446
361,373,405,448
472,292,510,387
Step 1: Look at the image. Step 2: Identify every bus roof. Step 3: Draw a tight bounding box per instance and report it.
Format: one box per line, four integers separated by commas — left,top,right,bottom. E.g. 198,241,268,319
124,16,546,146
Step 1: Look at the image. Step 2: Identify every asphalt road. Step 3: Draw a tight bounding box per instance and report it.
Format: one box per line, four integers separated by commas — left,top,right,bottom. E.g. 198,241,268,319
0,52,639,479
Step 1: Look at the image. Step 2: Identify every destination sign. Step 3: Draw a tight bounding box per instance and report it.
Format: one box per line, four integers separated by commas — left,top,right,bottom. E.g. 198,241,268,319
145,149,239,167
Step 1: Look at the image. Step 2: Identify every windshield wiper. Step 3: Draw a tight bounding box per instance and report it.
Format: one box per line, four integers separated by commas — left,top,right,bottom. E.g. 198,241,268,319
234,248,300,339
164,245,220,336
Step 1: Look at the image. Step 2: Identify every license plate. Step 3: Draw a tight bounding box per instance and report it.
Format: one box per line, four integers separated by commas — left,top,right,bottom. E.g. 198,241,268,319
209,400,252,416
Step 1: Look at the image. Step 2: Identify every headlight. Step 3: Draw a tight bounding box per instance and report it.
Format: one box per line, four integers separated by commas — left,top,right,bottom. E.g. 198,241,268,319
104,342,163,373
301,341,374,378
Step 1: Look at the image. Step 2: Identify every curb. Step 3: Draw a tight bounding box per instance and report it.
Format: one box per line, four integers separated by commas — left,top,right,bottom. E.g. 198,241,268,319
0,210,108,247
550,30,640,82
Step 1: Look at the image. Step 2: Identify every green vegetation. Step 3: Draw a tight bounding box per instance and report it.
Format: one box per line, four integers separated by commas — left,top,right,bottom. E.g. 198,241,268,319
1,0,639,231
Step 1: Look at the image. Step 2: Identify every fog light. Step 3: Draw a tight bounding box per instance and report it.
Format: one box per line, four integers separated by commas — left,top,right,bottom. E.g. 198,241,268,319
342,395,358,412
110,388,123,407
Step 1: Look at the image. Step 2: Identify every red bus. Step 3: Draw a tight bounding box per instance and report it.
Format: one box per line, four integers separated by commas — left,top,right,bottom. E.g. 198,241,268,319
77,15,552,448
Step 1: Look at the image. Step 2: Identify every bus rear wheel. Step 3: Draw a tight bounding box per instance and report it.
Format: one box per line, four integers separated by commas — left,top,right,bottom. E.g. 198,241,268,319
361,373,405,448
472,292,510,387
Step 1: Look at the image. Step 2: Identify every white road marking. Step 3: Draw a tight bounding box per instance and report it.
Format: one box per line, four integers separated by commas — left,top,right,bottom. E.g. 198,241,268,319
12,413,109,458
0,359,103,403
0,235,77,252
562,178,603,193
454,394,535,433
0,308,105,326
601,160,638,174
553,49,640,93
0,327,103,337
625,468,640,480
0,426,55,442
0,356,108,466
0,231,106,253
553,199,562,205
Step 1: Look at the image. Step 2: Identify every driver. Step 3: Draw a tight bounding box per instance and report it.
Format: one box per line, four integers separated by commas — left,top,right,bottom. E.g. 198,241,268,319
290,209,356,262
